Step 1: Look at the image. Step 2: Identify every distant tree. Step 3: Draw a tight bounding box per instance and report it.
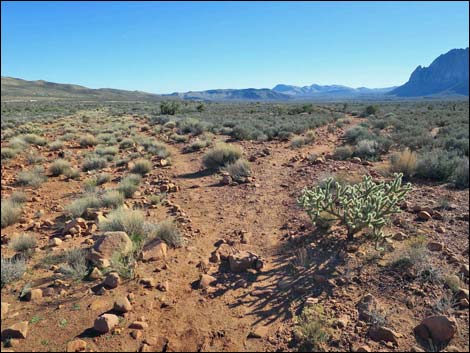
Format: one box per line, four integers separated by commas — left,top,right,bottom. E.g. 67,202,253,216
364,105,378,116
160,101,180,115
196,103,205,112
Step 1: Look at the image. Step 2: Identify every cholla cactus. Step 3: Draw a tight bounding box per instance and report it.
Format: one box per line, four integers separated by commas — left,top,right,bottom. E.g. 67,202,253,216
298,173,412,248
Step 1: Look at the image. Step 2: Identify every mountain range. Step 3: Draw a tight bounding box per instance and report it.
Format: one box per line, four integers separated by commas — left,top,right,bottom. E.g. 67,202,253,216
2,47,468,102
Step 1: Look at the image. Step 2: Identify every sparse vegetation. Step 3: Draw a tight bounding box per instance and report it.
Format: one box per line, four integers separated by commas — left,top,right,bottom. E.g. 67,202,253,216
1,198,23,228
224,159,251,182
202,143,242,170
17,166,47,187
9,233,37,255
49,159,72,176
153,219,184,247
130,159,152,175
1,256,26,287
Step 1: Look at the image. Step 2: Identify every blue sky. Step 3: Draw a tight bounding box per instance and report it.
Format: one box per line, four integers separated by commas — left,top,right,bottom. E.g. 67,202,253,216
2,1,469,93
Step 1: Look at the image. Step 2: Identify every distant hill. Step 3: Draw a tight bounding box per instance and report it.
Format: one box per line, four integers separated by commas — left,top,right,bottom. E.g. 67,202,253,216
165,88,291,101
1,77,163,101
391,48,469,97
272,83,396,98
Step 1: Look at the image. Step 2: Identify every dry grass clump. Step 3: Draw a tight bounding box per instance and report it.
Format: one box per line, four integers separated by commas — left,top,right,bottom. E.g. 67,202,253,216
389,148,417,179
202,143,242,170
49,159,72,176
130,159,152,175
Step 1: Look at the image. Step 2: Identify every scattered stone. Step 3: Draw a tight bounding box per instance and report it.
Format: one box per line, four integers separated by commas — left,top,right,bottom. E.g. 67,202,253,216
129,321,148,330
23,288,43,302
131,330,143,340
368,326,399,345
417,211,432,221
199,274,217,289
66,339,87,352
140,278,156,288
248,326,268,339
141,238,167,262
228,251,263,273
427,241,443,252
357,293,378,322
87,231,133,267
436,226,446,234
1,321,29,339
103,272,120,289
351,157,362,164
49,237,63,247
113,297,132,313
88,267,103,280
94,314,119,334
414,315,457,344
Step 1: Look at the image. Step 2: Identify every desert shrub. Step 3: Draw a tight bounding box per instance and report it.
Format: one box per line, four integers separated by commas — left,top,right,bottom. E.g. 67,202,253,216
17,166,47,187
95,173,111,185
9,233,37,255
115,157,130,167
202,143,242,170
49,159,71,176
79,134,98,147
100,208,147,243
451,157,469,189
102,190,125,208
1,147,18,160
170,133,190,143
224,159,251,182
415,149,461,182
108,251,138,280
49,141,64,151
1,257,26,287
183,139,211,153
119,138,134,149
145,141,170,158
65,194,102,217
354,139,379,159
333,146,354,160
22,134,47,146
160,101,179,115
178,118,204,136
153,219,184,247
65,168,80,180
59,248,89,280
344,126,371,144
389,148,417,179
95,145,119,156
148,193,166,205
1,199,23,228
82,156,107,172
291,136,306,148
364,105,378,116
10,191,28,204
304,130,316,143
130,159,152,175
294,304,330,352
299,174,412,247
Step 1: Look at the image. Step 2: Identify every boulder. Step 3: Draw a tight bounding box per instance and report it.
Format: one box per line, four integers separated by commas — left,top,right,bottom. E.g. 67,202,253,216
1,321,29,339
141,238,167,262
94,314,119,334
113,297,132,313
199,274,217,289
368,326,399,345
357,293,378,322
103,272,120,289
228,251,262,273
87,231,133,267
414,315,457,343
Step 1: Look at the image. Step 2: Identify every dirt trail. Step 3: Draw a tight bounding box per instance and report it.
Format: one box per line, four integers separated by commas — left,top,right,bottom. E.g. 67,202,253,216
133,120,353,351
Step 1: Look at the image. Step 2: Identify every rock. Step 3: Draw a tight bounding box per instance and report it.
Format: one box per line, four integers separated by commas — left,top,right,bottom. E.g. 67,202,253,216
141,238,167,262
103,272,120,289
427,241,443,252
455,288,469,301
1,302,10,317
392,232,407,241
23,288,43,302
66,339,87,352
87,231,133,267
228,251,262,273
417,211,432,221
334,315,349,329
88,267,103,280
199,274,217,289
414,315,457,343
129,321,148,330
140,278,156,288
459,264,469,277
354,345,372,352
156,281,169,292
368,326,399,345
131,330,143,339
1,321,29,339
113,297,132,313
94,314,119,334
248,326,268,339
215,243,234,261
351,157,362,164
49,237,63,247
357,293,378,322
436,226,446,234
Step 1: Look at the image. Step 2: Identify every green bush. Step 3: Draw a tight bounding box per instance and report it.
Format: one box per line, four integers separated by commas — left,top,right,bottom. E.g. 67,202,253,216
100,208,146,243
1,257,26,287
117,174,141,198
333,146,354,160
294,304,330,352
102,190,125,208
82,156,107,172
9,233,37,255
415,149,461,182
298,173,412,248
451,157,469,189
49,141,64,151
17,166,47,187
58,248,89,280
49,159,72,176
153,220,184,247
160,101,180,115
202,143,242,170
79,134,98,147
224,159,251,182
1,199,23,228
131,159,152,175
354,140,379,159
65,194,102,217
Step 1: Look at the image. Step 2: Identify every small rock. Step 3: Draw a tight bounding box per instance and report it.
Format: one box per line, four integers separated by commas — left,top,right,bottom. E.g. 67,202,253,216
131,330,143,340
357,293,378,322
417,211,432,221
113,297,132,313
94,314,119,333
248,326,268,339
88,267,103,280
49,237,63,247
103,272,120,289
129,321,148,330
199,274,217,289
23,288,43,302
141,238,167,262
427,241,443,252
368,326,399,345
66,339,87,352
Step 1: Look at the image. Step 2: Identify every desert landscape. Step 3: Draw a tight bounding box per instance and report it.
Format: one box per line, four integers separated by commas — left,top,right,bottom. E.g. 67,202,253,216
1,2,469,353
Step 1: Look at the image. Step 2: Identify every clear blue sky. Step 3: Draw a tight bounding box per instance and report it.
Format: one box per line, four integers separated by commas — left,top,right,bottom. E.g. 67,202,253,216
2,1,469,93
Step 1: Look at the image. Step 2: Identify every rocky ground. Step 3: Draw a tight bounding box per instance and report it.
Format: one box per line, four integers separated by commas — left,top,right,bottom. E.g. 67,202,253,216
1,111,469,352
